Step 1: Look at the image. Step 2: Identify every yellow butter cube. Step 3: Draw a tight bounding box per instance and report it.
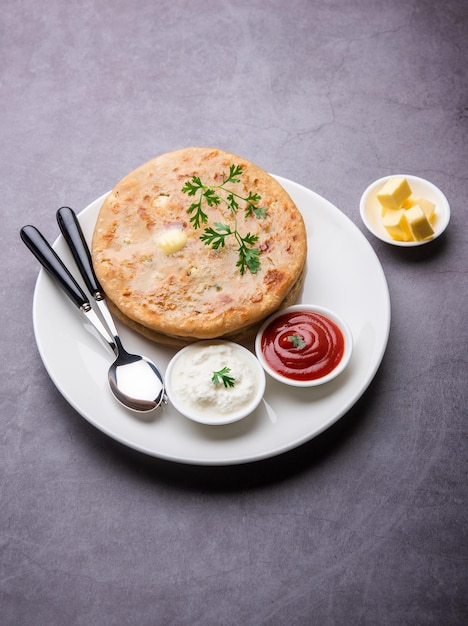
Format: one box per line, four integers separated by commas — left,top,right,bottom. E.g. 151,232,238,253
405,205,434,241
401,195,416,209
411,197,436,223
156,228,188,254
377,177,412,214
382,209,413,241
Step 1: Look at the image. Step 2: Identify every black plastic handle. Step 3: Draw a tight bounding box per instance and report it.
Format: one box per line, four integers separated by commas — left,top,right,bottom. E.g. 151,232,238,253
20,225,89,309
56,206,101,296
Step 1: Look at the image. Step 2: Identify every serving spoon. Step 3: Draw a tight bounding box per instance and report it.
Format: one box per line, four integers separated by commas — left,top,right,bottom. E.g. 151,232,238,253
20,219,166,413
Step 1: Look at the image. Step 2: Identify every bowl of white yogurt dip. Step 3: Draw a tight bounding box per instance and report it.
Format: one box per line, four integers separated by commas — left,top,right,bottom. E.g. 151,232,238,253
165,340,266,425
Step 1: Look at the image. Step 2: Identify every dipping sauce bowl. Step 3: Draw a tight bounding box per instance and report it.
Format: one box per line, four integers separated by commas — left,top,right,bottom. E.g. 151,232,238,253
255,304,353,387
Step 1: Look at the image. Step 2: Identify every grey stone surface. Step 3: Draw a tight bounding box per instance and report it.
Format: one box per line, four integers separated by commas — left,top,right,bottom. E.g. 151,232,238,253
2,0,467,624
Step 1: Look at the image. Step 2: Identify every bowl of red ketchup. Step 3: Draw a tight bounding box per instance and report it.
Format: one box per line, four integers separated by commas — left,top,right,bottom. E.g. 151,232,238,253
255,304,353,387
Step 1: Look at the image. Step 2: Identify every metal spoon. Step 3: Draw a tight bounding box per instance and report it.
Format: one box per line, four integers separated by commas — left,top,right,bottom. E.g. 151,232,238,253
20,222,165,413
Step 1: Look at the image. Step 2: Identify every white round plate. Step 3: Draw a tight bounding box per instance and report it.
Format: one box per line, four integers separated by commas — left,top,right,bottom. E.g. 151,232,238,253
32,176,390,465
360,174,450,247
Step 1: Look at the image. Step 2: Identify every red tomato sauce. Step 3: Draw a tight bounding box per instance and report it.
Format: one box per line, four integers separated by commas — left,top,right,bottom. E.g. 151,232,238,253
261,310,345,381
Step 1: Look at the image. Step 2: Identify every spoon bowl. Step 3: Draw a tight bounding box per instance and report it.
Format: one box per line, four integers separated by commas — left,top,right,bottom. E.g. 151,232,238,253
107,338,165,412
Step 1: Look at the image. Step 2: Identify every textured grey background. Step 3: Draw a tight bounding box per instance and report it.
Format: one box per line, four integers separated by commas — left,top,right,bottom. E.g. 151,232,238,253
2,0,467,624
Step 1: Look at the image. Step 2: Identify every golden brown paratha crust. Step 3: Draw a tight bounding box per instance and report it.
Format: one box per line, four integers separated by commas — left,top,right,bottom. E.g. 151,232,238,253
106,266,305,348
92,147,307,343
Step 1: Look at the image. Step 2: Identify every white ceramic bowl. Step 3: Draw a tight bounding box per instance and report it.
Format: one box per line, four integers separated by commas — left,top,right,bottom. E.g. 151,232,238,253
360,174,450,247
165,340,265,425
255,304,353,387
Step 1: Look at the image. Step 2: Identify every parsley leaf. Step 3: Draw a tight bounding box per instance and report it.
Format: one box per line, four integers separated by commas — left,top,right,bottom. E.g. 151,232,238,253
200,224,232,249
288,334,306,349
211,367,236,388
223,164,243,184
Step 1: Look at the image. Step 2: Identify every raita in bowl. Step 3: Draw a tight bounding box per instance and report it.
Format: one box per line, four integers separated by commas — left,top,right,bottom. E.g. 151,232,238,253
165,340,265,425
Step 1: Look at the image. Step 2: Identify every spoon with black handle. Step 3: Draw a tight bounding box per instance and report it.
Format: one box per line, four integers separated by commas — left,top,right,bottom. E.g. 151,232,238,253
20,220,165,413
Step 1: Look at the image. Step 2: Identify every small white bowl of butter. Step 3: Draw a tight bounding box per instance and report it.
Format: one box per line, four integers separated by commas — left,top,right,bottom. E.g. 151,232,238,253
165,340,266,425
360,174,450,247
